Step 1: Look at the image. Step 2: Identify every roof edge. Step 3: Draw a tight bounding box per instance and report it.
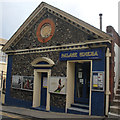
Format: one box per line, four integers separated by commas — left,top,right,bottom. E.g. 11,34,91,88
2,2,113,52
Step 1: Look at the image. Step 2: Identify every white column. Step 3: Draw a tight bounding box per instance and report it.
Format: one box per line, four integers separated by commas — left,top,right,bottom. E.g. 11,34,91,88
105,48,111,115
89,61,92,116
66,61,75,112
32,70,41,107
46,70,51,111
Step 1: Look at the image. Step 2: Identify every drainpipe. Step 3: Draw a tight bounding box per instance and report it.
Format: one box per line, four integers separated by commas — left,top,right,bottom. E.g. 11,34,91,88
105,48,111,116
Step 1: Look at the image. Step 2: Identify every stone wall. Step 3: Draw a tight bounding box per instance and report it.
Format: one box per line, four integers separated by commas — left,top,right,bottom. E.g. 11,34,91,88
50,93,66,109
9,9,90,107
11,89,33,101
11,51,66,101
8,11,92,51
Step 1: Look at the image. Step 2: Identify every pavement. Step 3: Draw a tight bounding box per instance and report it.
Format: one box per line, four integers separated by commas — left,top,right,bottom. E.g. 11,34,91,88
1,105,119,120
0,91,119,120
1,105,103,119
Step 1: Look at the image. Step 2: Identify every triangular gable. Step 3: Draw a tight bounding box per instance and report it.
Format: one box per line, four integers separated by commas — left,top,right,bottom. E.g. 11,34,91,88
2,2,112,52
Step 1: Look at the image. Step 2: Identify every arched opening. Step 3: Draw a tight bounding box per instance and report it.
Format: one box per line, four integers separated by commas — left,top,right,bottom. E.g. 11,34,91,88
31,57,54,111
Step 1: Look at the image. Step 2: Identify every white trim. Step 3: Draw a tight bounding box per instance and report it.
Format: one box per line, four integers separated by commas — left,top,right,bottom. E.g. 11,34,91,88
66,61,75,112
32,70,41,107
32,57,54,110
31,57,55,67
109,112,120,117
66,60,92,116
105,48,111,116
44,2,112,40
5,39,111,54
2,1,113,52
89,61,92,116
32,69,51,111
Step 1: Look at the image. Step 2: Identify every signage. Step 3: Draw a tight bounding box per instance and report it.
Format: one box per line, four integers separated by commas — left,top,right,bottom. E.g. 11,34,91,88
92,71,104,91
59,48,104,61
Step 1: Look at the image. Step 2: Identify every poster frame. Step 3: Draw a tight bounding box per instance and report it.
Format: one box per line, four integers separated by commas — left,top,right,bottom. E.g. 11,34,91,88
49,76,67,94
11,75,34,91
92,71,104,91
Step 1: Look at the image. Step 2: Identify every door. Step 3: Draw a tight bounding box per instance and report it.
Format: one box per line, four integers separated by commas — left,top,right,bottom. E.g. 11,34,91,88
74,62,90,104
40,73,47,108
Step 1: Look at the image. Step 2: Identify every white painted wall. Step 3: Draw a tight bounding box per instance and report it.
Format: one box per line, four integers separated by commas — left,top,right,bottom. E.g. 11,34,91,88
114,43,120,94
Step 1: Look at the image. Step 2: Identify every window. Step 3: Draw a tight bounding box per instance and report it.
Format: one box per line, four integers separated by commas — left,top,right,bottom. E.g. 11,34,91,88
0,49,7,63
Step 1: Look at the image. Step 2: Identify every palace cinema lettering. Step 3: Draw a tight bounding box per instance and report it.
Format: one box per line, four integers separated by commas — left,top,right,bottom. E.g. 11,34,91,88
79,51,98,57
61,52,78,58
60,49,103,60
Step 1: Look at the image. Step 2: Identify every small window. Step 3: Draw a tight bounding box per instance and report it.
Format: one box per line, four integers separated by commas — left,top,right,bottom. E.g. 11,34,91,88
0,49,7,63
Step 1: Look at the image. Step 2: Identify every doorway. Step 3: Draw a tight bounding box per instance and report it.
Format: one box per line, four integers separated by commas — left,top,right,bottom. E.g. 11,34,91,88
32,57,54,111
74,62,90,104
32,69,51,111
40,72,47,108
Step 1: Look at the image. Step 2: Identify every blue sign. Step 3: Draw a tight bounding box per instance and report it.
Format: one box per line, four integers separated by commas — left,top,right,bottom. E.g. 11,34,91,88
59,48,104,61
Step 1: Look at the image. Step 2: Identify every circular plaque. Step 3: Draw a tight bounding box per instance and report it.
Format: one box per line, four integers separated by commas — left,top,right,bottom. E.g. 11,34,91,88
36,19,55,43
40,24,52,38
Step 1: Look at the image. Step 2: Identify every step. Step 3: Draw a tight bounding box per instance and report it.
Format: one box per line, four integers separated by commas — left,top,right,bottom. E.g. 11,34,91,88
109,112,120,118
32,106,47,112
67,107,89,115
112,100,120,106
110,106,120,114
115,94,120,99
71,103,89,110
116,89,120,94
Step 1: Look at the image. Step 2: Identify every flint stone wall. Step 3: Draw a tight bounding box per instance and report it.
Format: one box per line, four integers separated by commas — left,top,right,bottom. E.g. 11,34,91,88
9,10,88,108
8,11,92,51
11,51,66,102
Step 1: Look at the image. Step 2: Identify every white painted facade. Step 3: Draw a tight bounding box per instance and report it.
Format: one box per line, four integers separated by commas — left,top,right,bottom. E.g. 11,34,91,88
114,43,120,94
0,38,7,89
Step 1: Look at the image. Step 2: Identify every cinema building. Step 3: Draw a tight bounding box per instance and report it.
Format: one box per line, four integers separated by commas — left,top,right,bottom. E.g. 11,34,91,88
2,2,120,116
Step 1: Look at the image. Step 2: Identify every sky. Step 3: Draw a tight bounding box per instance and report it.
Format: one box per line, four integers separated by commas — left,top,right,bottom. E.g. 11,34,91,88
0,0,120,40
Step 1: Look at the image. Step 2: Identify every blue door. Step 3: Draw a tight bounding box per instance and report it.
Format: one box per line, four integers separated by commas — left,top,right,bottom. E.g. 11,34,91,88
74,62,90,104
40,73,47,108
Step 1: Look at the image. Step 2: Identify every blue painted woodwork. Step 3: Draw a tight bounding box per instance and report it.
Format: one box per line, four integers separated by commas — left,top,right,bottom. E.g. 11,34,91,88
40,73,47,107
74,62,90,104
91,91,105,116
50,106,65,113
5,55,13,104
60,48,104,61
37,61,49,65
91,48,105,116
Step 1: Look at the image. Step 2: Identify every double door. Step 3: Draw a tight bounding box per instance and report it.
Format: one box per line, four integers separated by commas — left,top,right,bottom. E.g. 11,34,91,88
74,62,90,104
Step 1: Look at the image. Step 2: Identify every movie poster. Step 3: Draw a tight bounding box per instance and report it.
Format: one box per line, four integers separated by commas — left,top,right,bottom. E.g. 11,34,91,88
92,71,104,91
12,75,34,91
49,77,66,94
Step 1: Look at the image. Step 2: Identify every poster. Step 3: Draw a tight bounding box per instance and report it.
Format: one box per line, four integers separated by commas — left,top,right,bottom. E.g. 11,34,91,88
49,77,66,94
12,75,23,89
93,75,98,87
12,75,34,91
92,71,104,91
78,72,82,78
43,77,47,88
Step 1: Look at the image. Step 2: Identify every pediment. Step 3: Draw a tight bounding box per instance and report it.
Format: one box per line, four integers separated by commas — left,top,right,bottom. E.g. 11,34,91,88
2,2,112,53
31,57,55,67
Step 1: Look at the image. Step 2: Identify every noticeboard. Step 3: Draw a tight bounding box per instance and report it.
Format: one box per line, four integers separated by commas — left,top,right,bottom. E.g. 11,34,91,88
92,71,104,91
